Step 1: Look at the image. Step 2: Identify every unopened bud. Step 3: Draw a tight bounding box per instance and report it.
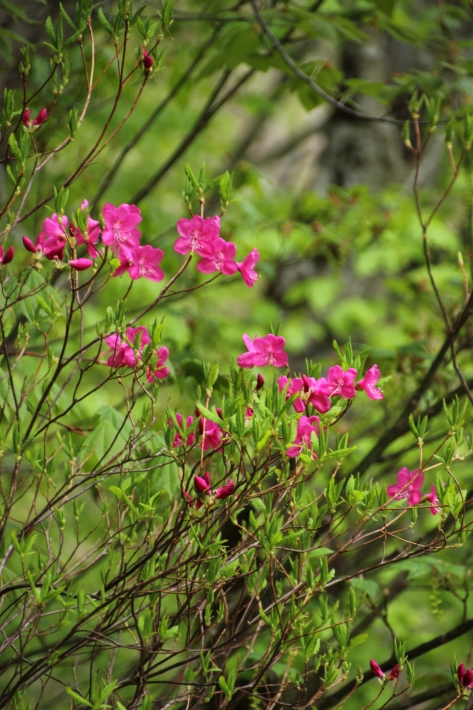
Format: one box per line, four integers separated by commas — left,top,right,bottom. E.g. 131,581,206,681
0,246,14,265
23,236,37,254
142,48,153,71
32,108,48,126
22,109,31,127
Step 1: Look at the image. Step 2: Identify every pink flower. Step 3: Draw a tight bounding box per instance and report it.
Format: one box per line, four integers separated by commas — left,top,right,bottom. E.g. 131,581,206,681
40,214,68,260
114,245,165,282
356,364,384,400
32,108,48,126
197,236,237,276
326,366,357,399
387,467,424,506
215,480,235,500
22,109,31,127
277,376,305,413
237,334,288,369
370,659,385,679
389,664,400,680
199,417,222,451
302,375,332,414
237,247,260,287
174,215,220,256
69,258,94,271
0,246,14,265
102,203,142,253
425,484,440,515
146,346,170,382
171,414,195,448
286,415,320,458
105,326,150,368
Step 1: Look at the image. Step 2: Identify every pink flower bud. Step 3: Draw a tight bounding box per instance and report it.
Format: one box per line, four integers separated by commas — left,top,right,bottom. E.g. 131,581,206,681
32,108,48,126
142,48,153,70
388,664,400,680
183,490,194,507
69,258,94,271
215,480,235,500
216,407,223,419
458,663,466,685
256,373,264,390
23,236,37,254
1,246,14,265
22,109,31,127
370,659,385,679
464,668,473,687
194,472,211,494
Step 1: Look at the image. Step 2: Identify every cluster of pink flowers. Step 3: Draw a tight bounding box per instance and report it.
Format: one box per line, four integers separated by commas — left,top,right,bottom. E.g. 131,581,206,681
103,203,165,282
183,471,235,509
387,467,439,514
370,659,400,681
22,201,165,281
170,409,225,452
23,200,101,271
276,362,383,415
175,215,260,288
104,326,169,382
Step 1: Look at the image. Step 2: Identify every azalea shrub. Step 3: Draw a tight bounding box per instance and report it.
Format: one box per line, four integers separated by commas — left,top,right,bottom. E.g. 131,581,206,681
1,2,473,710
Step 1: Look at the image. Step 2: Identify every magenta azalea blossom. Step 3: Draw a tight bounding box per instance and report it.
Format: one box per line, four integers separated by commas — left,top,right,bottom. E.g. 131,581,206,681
357,364,384,400
146,346,170,382
198,417,223,451
40,213,68,260
237,333,288,369
302,374,332,414
326,365,357,399
387,467,424,506
105,326,150,369
237,247,260,287
286,415,320,458
197,236,238,275
102,203,142,253
113,245,165,282
277,376,305,413
174,215,220,256
425,484,440,515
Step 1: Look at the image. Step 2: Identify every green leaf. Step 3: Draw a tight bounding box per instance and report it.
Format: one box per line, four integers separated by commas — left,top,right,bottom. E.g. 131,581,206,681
65,687,93,707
